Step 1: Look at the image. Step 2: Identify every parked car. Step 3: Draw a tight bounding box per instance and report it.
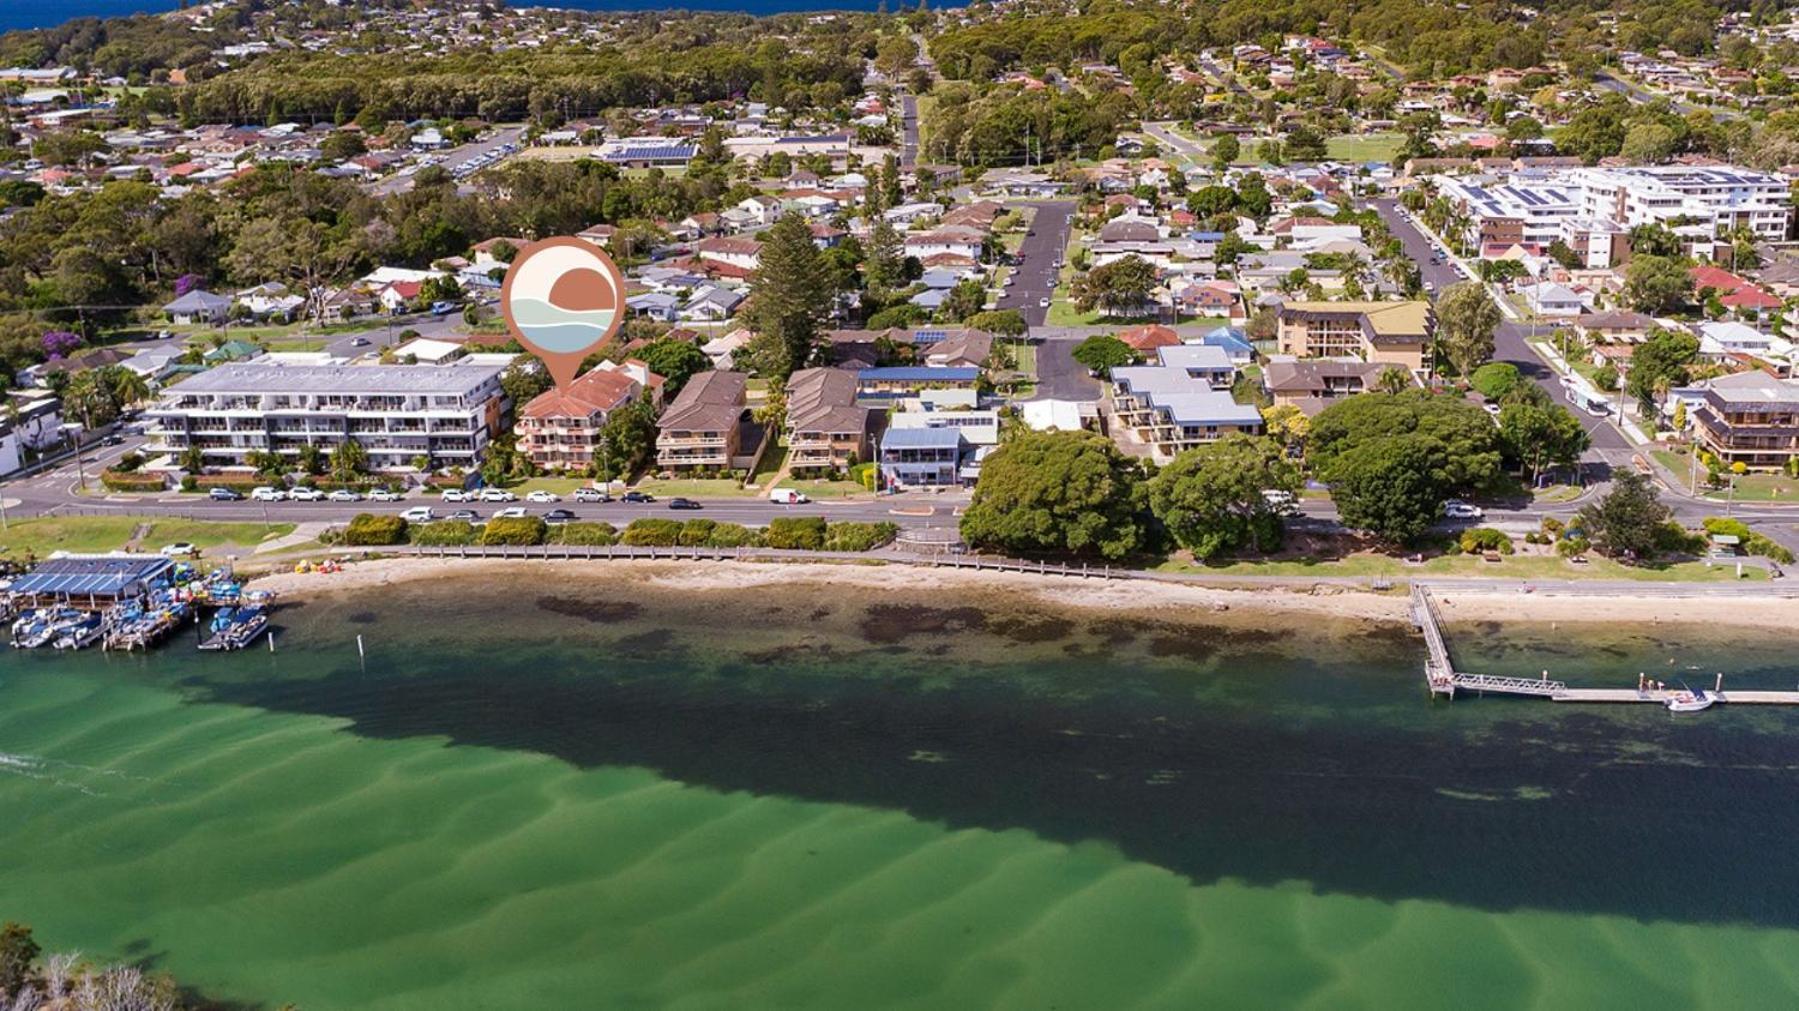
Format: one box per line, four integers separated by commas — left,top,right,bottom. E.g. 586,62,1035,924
477,488,517,502
368,488,403,502
768,488,810,505
1261,489,1299,517
621,491,655,503
327,489,361,502
287,487,326,502
492,506,528,519
543,508,577,524
349,337,370,347
400,506,435,523
668,497,702,511
100,434,125,446
441,488,471,502
208,487,244,501
447,509,480,522
251,486,286,502
1443,500,1484,520
158,542,197,556
1038,297,1050,308
525,490,560,503
573,487,612,503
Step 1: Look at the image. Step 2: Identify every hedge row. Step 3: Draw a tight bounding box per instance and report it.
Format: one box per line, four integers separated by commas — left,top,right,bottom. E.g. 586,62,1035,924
331,515,899,553
344,514,408,546
101,469,166,492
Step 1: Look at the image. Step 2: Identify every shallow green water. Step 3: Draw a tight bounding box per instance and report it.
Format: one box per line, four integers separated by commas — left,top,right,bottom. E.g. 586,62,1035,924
3,579,1799,1009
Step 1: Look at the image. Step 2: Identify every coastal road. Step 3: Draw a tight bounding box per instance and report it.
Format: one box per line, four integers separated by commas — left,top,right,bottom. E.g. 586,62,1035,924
1000,200,1075,328
1368,198,1632,463
1593,72,1737,122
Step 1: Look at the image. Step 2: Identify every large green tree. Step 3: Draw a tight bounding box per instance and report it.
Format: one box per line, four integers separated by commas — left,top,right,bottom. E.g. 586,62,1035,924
1498,401,1590,481
636,338,711,395
1575,471,1672,560
1625,328,1699,415
1070,334,1138,375
1310,390,1503,495
744,213,834,380
1623,254,1692,314
1070,255,1157,317
1433,281,1500,377
1327,434,1445,543
959,430,1147,559
1148,435,1300,559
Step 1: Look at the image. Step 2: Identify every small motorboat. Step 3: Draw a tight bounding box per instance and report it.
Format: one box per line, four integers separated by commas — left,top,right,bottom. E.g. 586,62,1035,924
1666,688,1714,713
52,613,103,650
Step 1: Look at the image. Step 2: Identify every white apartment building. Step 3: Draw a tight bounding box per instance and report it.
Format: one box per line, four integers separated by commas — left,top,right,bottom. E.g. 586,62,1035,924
145,363,509,473
1433,165,1791,257
1567,166,1790,241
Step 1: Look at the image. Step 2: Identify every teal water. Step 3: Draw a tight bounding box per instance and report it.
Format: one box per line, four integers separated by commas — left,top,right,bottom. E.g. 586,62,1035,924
3,574,1799,1008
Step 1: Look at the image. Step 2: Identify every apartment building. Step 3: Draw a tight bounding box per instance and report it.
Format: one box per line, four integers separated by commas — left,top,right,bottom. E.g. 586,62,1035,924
877,426,965,487
785,367,873,476
1276,301,1434,371
1431,178,1580,250
145,362,508,472
655,370,747,472
516,362,661,473
1108,345,1262,465
1691,372,1799,469
1569,166,1790,242
1261,358,1398,414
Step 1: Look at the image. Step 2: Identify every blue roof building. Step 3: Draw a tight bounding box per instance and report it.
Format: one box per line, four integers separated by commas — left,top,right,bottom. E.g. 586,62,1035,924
11,555,175,604
857,366,981,401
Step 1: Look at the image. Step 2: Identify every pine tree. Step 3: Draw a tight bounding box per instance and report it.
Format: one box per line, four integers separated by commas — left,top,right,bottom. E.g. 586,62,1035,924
745,214,834,380
881,153,903,210
865,217,905,291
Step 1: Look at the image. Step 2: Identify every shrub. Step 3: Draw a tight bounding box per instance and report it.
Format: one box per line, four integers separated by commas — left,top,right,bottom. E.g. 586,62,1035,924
549,521,618,546
1539,516,1564,540
677,519,717,546
101,469,165,492
765,515,827,550
1457,527,1514,555
621,518,682,546
1524,531,1542,545
179,475,198,492
704,522,760,548
193,474,261,493
824,521,899,552
849,462,877,490
1557,536,1590,557
1653,521,1706,556
479,516,547,546
114,451,145,472
343,513,407,546
410,520,477,546
1702,516,1796,564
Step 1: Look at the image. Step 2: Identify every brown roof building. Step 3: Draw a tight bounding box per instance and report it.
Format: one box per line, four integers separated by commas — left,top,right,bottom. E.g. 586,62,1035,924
656,370,747,472
786,368,874,475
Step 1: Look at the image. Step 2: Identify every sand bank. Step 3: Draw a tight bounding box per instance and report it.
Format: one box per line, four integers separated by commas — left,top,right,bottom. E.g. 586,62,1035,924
247,555,1799,629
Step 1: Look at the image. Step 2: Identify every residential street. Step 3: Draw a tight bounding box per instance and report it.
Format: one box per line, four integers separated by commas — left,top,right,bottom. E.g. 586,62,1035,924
367,125,526,197
999,199,1074,327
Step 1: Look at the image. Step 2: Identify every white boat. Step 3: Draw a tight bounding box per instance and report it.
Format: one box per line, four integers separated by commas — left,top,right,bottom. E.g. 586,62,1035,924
52,615,103,650
1666,689,1714,713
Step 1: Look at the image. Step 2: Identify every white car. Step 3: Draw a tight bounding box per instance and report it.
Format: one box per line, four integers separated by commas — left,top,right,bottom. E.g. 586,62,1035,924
250,486,286,502
158,542,197,556
441,489,471,503
524,490,560,503
477,488,517,502
327,489,361,502
287,487,326,502
492,506,528,519
400,506,436,523
1038,297,1050,308
368,488,403,502
1443,500,1484,520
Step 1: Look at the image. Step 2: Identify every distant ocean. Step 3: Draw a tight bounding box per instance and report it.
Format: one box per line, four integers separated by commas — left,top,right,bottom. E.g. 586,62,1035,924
1,0,924,34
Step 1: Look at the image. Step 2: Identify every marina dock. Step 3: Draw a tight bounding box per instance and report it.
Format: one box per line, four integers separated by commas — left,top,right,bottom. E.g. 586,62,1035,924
1409,583,1799,708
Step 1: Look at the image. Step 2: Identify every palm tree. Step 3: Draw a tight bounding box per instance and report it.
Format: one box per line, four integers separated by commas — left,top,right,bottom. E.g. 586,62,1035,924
105,367,150,411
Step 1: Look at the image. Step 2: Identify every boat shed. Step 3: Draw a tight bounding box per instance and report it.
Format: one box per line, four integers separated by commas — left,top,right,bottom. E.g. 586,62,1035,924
9,554,176,607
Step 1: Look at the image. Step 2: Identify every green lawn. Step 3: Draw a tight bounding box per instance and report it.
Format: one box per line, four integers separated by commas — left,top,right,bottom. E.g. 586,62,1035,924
1655,448,1799,502
0,516,295,560
770,479,874,500
1158,551,1767,582
1325,132,1404,164
1011,342,1038,379
501,477,601,496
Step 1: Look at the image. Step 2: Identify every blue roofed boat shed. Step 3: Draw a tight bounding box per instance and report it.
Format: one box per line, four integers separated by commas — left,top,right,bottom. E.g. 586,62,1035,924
10,554,176,606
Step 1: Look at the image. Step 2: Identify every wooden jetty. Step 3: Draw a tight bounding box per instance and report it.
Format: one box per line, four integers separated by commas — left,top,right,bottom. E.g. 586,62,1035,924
1409,583,1799,708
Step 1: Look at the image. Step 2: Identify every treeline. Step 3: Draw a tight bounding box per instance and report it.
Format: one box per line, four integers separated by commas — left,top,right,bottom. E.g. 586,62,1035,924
0,155,747,375
0,12,234,82
178,43,866,126
926,82,1135,166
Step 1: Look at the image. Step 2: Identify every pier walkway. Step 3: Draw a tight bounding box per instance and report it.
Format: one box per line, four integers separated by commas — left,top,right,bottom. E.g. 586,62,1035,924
1410,583,1799,708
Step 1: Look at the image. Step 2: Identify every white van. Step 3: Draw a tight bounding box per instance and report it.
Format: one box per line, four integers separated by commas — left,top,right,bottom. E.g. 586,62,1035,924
768,488,811,505
400,506,436,523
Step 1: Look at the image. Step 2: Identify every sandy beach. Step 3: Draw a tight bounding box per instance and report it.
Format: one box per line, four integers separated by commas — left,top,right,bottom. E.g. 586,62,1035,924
245,555,1799,629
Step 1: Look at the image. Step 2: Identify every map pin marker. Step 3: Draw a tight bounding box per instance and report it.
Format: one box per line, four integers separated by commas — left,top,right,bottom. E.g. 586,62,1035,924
499,236,628,391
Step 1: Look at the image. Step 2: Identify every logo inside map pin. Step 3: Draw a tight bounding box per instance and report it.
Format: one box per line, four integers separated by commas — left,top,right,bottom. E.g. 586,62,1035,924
499,237,628,390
